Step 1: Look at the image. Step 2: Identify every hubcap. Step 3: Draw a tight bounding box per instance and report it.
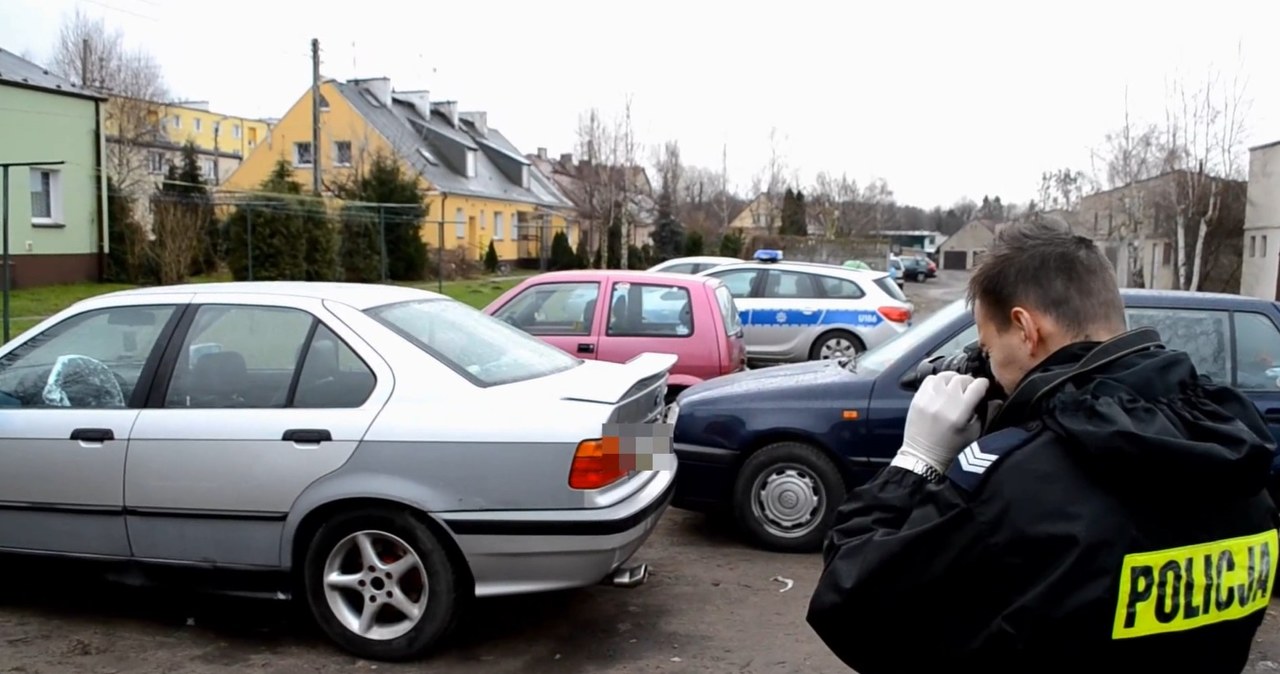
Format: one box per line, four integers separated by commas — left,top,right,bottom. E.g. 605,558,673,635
751,463,825,538
322,530,429,641
819,337,857,360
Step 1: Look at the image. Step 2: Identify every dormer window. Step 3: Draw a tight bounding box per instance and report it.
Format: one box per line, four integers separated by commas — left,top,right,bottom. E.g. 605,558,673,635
521,165,530,189
465,149,476,178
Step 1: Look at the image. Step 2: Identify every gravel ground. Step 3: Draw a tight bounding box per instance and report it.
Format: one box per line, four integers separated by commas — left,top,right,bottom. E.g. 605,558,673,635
4,272,1280,673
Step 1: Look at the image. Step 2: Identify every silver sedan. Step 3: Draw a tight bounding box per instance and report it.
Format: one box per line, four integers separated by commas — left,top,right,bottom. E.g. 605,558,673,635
0,282,676,661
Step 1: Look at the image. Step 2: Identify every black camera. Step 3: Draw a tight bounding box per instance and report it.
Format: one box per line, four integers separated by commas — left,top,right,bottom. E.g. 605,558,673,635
901,340,1007,427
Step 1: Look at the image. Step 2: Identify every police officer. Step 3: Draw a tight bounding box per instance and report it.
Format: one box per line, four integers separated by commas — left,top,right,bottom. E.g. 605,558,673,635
807,220,1279,674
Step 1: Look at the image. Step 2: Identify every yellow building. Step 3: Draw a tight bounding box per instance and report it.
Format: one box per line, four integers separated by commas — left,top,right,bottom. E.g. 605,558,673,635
221,76,577,263
104,96,272,187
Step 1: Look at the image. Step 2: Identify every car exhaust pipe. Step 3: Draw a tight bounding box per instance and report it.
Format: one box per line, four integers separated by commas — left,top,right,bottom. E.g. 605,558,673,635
607,563,649,588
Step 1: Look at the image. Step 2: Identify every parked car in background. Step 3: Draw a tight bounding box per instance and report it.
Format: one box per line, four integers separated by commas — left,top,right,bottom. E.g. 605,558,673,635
486,270,747,402
0,282,677,661
670,289,1280,552
900,255,931,282
697,250,912,365
918,255,938,278
647,256,743,275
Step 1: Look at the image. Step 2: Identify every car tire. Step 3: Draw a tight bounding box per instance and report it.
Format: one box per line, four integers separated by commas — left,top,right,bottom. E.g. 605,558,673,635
303,508,460,662
808,330,863,361
733,441,846,553
915,271,926,282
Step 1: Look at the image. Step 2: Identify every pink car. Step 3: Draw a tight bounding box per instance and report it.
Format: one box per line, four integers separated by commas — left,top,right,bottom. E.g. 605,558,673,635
485,270,747,401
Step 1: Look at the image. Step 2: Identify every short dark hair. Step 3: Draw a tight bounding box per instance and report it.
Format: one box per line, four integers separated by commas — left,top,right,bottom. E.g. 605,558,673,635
966,219,1125,336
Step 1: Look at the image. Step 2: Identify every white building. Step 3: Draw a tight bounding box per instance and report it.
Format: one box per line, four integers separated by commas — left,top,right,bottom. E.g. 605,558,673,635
1241,140,1280,300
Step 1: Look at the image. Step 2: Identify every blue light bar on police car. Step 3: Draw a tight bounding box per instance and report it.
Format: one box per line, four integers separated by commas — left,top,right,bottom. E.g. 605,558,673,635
753,249,784,262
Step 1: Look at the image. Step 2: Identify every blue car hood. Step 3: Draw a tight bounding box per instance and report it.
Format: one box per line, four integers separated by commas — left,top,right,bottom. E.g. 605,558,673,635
678,358,870,404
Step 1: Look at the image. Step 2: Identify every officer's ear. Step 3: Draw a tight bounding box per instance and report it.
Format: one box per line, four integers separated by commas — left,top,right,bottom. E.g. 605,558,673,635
1009,307,1040,353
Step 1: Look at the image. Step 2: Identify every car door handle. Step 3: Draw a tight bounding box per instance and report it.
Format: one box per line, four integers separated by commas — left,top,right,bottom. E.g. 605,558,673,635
577,343,595,354
282,429,332,443
70,428,114,442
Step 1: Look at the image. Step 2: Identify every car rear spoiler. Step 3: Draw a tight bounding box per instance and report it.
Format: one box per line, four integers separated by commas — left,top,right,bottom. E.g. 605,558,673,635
562,352,678,404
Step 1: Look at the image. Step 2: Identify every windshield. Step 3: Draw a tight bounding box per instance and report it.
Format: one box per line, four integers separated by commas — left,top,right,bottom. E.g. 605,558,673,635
855,298,970,375
366,298,581,386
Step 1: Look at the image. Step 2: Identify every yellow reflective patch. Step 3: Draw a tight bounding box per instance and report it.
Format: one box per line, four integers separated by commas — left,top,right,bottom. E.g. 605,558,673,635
1112,529,1277,639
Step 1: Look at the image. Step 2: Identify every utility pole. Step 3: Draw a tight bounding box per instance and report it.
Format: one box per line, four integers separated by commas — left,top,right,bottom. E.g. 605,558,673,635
80,38,90,88
311,38,322,195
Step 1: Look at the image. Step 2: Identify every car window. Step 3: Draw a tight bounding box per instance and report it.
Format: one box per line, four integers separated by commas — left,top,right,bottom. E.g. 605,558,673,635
874,276,909,302
293,324,377,407
708,268,760,299
367,298,580,387
1126,308,1231,383
492,282,599,336
165,305,316,408
0,305,177,408
607,282,693,337
714,284,743,336
1233,312,1280,390
815,275,865,299
661,263,697,274
763,270,821,299
928,324,979,360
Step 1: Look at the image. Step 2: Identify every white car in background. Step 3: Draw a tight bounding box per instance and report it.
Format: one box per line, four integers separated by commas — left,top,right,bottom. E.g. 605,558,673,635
647,256,743,275
698,250,913,364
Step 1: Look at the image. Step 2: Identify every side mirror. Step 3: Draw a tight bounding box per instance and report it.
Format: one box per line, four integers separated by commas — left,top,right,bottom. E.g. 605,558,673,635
900,354,944,391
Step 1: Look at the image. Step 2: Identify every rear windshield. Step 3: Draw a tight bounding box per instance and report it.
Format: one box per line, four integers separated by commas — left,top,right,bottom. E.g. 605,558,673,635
713,284,743,335
366,298,580,386
874,276,908,302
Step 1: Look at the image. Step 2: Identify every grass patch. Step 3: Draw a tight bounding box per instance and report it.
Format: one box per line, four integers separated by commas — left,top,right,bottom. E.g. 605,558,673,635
3,274,527,344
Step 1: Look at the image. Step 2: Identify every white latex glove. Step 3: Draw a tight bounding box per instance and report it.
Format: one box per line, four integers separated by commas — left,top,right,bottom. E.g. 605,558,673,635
898,370,991,474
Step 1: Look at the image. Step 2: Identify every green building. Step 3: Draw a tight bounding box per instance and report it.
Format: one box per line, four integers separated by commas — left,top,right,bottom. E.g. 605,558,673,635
0,47,108,287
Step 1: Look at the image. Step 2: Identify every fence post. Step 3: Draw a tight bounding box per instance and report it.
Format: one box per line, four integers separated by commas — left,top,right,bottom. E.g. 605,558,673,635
247,206,254,282
378,205,388,282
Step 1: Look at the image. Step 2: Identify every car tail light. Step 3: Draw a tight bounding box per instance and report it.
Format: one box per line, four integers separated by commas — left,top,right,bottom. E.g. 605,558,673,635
569,438,628,490
878,306,912,323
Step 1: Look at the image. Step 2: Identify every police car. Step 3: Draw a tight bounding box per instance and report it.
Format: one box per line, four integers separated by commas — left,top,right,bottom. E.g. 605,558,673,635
698,250,913,364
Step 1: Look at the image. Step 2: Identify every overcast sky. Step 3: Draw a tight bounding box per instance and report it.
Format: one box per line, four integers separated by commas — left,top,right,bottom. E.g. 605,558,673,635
2,0,1278,209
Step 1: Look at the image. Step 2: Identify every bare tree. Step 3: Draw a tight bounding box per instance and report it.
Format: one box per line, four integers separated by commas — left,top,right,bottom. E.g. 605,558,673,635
49,8,169,195
1163,64,1249,291
574,107,616,266
809,171,841,238
749,127,787,234
716,144,731,232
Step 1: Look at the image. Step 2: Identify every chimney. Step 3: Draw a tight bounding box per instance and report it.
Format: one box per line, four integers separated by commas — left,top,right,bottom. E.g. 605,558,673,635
559,152,573,165
431,100,459,128
460,111,488,137
397,89,430,120
355,77,392,107
537,147,548,160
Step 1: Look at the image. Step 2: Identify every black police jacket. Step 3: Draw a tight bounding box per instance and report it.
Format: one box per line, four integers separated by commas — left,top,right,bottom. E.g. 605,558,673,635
806,328,1280,674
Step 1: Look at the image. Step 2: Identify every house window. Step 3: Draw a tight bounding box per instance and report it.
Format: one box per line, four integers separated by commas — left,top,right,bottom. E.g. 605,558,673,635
334,141,353,166
1162,242,1172,266
294,142,314,166
1264,236,1269,259
494,212,504,240
465,150,476,178
521,165,530,189
148,151,165,174
194,118,202,132
1251,236,1257,258
454,208,465,238
171,114,181,129
248,127,258,144
202,159,216,181
29,168,60,224
233,123,242,139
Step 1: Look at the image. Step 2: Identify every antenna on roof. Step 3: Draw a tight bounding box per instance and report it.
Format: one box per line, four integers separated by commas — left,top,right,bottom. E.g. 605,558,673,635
352,41,356,75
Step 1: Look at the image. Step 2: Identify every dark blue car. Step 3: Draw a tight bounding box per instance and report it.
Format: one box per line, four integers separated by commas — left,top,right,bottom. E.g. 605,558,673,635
670,289,1280,552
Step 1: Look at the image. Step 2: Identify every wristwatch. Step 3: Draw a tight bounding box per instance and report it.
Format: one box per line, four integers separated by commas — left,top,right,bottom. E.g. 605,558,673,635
889,453,944,483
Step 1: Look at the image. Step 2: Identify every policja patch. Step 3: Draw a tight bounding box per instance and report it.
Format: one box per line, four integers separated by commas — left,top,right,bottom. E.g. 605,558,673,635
1112,529,1277,639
